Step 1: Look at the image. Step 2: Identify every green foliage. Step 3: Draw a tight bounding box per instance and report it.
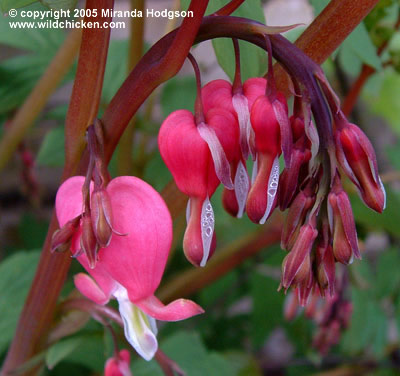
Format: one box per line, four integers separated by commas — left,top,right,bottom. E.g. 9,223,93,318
0,3,66,115
1,0,36,12
36,126,65,167
0,251,40,353
310,0,381,75
133,331,236,376
351,187,400,238
46,337,84,370
40,0,77,10
250,271,284,347
160,76,197,118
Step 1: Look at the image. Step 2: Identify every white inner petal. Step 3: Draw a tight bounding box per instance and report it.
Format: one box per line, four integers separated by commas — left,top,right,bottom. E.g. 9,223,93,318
259,156,280,225
200,196,215,267
197,122,234,189
186,198,191,224
251,156,258,185
232,94,250,160
114,287,158,361
234,161,249,218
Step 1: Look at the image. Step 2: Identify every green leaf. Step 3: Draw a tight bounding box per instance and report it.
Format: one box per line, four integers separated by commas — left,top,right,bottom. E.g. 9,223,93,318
366,70,400,136
375,248,400,298
342,23,382,71
133,331,236,376
1,0,36,12
160,76,197,118
36,126,65,167
351,187,400,238
341,287,387,357
0,251,40,353
46,337,84,369
102,39,129,105
250,271,284,347
0,3,65,51
211,0,267,81
40,0,77,10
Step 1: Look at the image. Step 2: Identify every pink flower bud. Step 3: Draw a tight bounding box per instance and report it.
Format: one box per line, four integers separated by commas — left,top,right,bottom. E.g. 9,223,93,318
327,175,360,265
246,95,281,224
281,184,316,250
335,121,386,213
105,349,132,376
51,215,80,253
316,244,336,298
279,116,311,210
281,223,317,291
80,214,99,269
91,188,113,248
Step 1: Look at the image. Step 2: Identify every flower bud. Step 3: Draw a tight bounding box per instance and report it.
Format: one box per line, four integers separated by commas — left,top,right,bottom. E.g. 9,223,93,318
327,175,360,265
91,188,113,248
335,120,386,212
279,117,311,210
281,183,316,250
80,214,99,269
281,223,317,291
105,349,132,376
51,216,80,253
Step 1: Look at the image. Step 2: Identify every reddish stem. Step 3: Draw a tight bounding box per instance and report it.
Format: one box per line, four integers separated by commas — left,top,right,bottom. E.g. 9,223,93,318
187,53,205,124
1,1,114,374
232,38,243,94
341,65,375,117
213,0,245,16
64,1,114,171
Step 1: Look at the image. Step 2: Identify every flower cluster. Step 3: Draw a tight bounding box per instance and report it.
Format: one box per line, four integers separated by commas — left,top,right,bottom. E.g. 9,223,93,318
158,40,385,306
53,123,203,361
284,272,352,354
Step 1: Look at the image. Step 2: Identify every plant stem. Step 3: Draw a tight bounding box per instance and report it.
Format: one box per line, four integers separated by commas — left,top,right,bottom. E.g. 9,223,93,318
117,0,146,176
1,1,114,374
158,214,283,302
0,28,82,173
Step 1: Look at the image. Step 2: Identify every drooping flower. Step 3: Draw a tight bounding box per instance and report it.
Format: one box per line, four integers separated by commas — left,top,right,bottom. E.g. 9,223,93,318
334,114,386,213
104,349,132,376
246,94,286,224
327,173,360,265
56,176,204,360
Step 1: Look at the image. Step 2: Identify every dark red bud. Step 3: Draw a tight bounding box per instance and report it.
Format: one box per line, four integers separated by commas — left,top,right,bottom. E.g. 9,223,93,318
81,215,99,269
91,189,113,248
51,216,80,253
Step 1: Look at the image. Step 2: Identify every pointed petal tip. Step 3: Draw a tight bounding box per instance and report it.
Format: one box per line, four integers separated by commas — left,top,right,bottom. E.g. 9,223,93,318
135,295,204,322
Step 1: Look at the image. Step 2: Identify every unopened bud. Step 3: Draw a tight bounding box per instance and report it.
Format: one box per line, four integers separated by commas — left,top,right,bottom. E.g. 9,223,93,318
281,223,317,290
51,216,80,253
335,119,386,213
81,215,99,269
328,175,360,265
91,188,113,248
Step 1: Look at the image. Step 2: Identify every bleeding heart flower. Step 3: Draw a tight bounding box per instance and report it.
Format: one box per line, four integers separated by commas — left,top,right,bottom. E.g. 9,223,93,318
56,176,204,360
104,349,132,376
334,117,386,213
246,94,285,224
202,77,267,160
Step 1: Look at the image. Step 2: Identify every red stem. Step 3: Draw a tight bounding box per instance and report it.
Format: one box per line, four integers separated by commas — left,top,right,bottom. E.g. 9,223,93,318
232,38,243,94
101,0,209,162
187,53,205,124
214,0,245,16
1,1,114,374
